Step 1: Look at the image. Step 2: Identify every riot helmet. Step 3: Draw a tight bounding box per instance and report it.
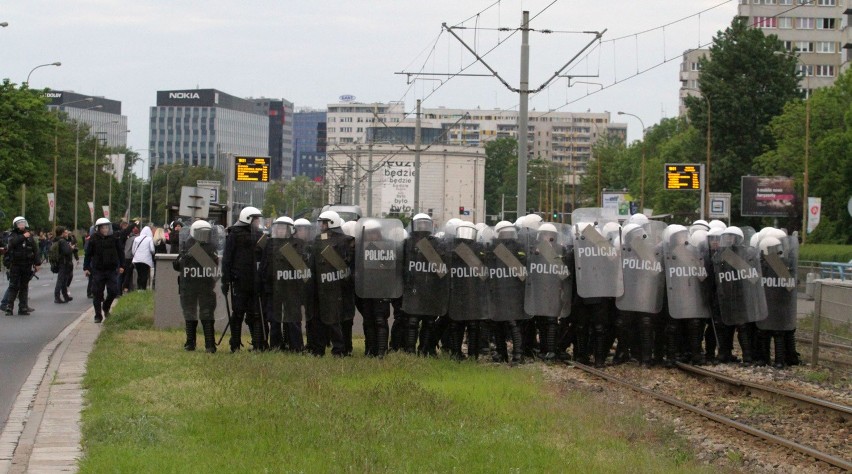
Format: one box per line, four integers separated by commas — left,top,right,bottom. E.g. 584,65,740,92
456,221,477,241
720,226,744,247
361,219,383,241
12,216,27,230
708,219,726,230
95,217,112,236
318,211,342,229
758,236,783,256
412,213,433,233
270,216,294,238
494,221,517,240
237,206,262,227
190,219,213,243
522,214,542,229
537,223,558,243
627,213,649,225
294,218,314,240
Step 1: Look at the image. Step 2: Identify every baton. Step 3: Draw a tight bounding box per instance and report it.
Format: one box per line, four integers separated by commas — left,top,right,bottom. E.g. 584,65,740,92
216,286,233,347
257,295,268,346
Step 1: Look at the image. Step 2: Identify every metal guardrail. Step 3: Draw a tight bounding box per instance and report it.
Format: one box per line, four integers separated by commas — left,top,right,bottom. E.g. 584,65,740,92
819,261,852,281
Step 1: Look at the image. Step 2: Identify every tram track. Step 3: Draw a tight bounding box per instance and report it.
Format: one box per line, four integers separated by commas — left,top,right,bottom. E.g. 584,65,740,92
572,362,852,472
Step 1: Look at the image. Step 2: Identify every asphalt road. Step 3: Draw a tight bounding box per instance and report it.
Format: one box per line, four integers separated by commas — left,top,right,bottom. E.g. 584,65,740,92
0,265,92,428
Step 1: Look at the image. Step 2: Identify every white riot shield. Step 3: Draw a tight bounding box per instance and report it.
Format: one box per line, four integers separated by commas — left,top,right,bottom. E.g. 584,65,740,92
176,226,222,322
524,223,573,317
663,228,712,319
572,209,623,298
713,241,768,325
616,221,666,314
401,231,450,317
354,218,404,299
484,230,529,322
269,235,313,324
757,235,798,331
448,239,488,321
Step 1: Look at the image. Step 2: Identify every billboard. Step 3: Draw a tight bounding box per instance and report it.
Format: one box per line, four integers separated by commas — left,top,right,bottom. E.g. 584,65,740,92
234,156,270,182
664,163,701,190
741,176,796,217
381,160,415,215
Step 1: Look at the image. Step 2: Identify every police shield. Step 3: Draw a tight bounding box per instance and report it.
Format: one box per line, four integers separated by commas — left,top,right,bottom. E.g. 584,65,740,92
354,218,404,299
757,235,798,331
712,239,768,326
176,225,222,322
448,238,488,321
616,221,666,314
480,226,527,321
571,208,623,298
663,227,712,319
312,230,354,325
524,223,573,318
268,223,313,324
401,231,450,317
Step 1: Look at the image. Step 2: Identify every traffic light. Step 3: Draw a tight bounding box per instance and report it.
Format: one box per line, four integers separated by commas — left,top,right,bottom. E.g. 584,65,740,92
459,206,465,215
553,212,558,220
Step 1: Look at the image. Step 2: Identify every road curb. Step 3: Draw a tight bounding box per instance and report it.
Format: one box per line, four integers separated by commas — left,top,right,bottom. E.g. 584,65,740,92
0,307,97,474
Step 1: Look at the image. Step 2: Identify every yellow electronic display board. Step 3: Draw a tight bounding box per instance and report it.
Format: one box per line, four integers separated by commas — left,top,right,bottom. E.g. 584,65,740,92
235,156,270,182
664,163,701,190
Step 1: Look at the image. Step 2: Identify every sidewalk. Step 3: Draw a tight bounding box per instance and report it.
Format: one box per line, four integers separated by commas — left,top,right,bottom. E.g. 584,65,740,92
0,309,100,474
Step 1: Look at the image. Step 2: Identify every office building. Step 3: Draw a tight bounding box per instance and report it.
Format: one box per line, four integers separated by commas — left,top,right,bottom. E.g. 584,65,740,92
293,109,327,180
46,90,128,148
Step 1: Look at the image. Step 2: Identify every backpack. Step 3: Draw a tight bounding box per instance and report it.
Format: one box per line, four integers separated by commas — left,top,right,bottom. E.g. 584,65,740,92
48,241,61,273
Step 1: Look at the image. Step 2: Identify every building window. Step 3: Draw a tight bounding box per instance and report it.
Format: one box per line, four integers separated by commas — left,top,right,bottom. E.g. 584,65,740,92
778,17,792,29
816,18,836,30
690,62,700,71
779,0,792,4
783,40,794,51
815,64,835,77
753,16,777,28
799,64,814,77
817,0,836,5
816,41,836,53
796,41,814,52
796,17,815,29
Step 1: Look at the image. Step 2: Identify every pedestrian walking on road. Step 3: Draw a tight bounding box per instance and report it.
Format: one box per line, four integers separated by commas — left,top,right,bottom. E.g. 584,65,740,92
3,216,41,316
53,226,75,304
84,218,124,323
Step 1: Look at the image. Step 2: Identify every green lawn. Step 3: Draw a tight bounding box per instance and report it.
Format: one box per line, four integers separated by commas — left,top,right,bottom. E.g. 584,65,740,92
80,292,709,473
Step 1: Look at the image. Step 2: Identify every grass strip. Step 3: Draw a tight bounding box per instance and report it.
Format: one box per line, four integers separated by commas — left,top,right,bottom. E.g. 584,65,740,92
80,292,708,473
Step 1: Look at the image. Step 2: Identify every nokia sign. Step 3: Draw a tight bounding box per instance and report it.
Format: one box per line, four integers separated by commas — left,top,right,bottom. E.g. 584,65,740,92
169,92,201,99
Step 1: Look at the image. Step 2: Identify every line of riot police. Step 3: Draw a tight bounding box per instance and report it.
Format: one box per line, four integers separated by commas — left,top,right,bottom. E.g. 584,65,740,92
171,207,799,370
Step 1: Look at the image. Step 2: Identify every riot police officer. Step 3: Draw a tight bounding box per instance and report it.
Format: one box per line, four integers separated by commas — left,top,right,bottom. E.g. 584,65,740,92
222,206,264,352
83,218,124,323
4,217,41,316
486,220,529,364
174,220,220,353
309,211,354,357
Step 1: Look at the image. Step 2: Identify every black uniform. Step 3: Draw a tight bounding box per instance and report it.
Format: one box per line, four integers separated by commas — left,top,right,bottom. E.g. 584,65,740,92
222,224,263,352
174,236,219,352
4,228,41,315
309,228,354,357
83,232,124,322
53,237,74,303
258,235,312,352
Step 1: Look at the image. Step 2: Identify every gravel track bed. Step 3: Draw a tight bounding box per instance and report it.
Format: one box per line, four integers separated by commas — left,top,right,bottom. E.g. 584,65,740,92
540,363,850,473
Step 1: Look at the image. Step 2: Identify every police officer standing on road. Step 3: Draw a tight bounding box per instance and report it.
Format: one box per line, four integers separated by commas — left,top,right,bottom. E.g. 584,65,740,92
53,226,75,304
222,207,264,352
3,217,41,316
83,218,124,323
174,220,220,353
309,211,354,357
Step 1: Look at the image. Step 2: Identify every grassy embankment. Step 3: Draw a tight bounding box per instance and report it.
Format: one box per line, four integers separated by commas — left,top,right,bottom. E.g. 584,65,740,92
80,291,710,472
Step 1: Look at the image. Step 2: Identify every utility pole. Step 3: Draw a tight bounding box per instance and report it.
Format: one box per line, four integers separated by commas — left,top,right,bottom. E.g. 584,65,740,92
414,99,422,215
437,16,603,221
354,145,361,206
367,142,374,216
518,11,530,216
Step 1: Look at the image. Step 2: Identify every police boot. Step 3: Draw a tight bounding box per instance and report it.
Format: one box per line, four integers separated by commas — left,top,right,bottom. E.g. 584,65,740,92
613,312,629,364
542,317,558,362
479,321,493,358
363,317,377,357
523,320,538,359
664,319,679,368
737,325,753,365
389,315,405,352
717,325,738,363
573,321,591,365
704,322,718,363
404,315,419,354
467,321,481,360
639,315,654,367
773,331,787,369
376,315,389,358
556,318,573,362
492,323,509,363
753,329,771,366
593,323,609,368
201,320,216,354
449,321,466,361
229,316,242,353
509,321,524,365
250,319,268,352
269,323,284,351
687,319,705,365
784,330,800,366
184,320,198,351
419,317,438,357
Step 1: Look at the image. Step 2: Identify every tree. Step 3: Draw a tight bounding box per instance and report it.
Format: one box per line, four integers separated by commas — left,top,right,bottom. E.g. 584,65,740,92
262,175,323,217
686,17,800,222
484,137,518,222
756,69,852,243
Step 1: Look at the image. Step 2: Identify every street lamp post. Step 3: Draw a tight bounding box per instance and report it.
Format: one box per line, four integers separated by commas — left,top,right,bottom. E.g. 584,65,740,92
617,111,647,211
25,62,61,85
73,104,102,232
684,88,711,218
48,97,96,232
164,165,184,226
92,121,118,223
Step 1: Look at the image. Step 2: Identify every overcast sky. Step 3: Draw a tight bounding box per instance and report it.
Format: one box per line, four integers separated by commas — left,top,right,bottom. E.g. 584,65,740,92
2,1,738,176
